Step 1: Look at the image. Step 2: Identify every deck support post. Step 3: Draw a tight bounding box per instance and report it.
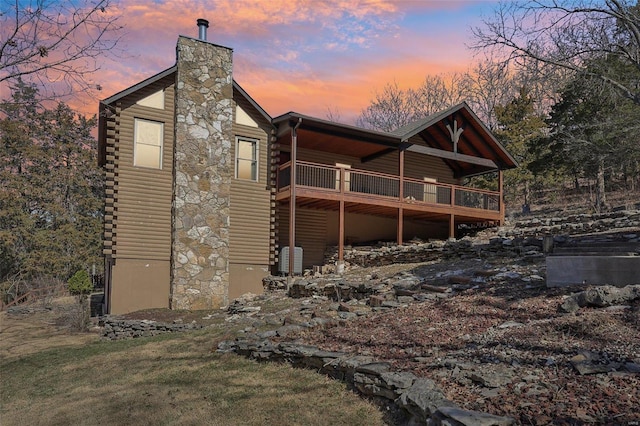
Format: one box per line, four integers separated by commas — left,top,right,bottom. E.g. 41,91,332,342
398,148,405,245
398,208,403,245
449,183,456,239
289,118,302,278
449,214,455,239
338,199,345,273
338,168,345,273
498,169,505,225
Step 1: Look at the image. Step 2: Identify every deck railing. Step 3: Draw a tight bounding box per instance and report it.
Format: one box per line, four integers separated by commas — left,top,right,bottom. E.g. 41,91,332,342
277,161,499,212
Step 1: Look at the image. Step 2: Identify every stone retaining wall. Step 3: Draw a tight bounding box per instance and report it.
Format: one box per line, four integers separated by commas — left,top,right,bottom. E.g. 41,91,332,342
324,210,640,268
324,236,546,268
508,209,640,237
218,338,515,426
101,317,204,340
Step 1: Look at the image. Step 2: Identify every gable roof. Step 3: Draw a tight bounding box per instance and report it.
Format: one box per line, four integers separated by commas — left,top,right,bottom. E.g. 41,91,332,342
233,81,272,125
101,66,178,106
97,66,273,166
273,103,517,178
391,102,518,176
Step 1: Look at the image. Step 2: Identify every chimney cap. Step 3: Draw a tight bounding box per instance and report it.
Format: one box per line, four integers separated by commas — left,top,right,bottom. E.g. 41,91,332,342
196,18,209,41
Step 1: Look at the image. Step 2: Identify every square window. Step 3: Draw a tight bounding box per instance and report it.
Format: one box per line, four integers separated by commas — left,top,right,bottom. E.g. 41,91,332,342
236,138,258,181
134,118,163,169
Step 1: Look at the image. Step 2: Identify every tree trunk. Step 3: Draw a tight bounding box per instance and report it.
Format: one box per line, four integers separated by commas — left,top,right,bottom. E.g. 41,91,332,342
595,159,607,213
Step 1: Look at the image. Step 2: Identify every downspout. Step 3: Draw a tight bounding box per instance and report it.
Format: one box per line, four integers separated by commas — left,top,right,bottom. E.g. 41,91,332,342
288,117,302,278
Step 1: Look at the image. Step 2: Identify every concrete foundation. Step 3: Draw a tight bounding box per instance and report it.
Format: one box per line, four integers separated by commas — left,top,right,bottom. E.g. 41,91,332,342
546,256,640,287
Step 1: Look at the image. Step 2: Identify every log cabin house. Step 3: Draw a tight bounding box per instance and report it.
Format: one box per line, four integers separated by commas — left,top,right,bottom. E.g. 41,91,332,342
97,20,517,314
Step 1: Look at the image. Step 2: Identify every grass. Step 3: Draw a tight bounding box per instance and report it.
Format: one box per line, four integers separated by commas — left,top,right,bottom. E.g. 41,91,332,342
0,308,386,426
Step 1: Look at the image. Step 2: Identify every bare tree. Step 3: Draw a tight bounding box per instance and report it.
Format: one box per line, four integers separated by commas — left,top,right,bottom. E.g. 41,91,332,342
356,81,417,132
0,0,123,102
357,75,471,132
325,105,342,123
463,59,517,129
471,0,640,105
410,73,469,118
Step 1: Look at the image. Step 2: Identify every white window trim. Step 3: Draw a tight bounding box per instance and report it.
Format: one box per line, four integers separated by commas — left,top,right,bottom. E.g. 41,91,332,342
133,118,164,170
235,136,259,181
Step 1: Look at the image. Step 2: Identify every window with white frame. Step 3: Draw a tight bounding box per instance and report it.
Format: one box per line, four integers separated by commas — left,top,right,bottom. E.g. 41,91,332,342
134,118,163,169
236,137,258,181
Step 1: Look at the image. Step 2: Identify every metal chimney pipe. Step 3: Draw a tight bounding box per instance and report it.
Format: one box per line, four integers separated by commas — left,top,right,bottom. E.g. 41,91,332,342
197,18,209,41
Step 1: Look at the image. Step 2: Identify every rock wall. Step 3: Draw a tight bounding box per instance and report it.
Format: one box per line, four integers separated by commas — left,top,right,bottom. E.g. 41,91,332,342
218,338,515,426
171,36,233,310
101,317,204,340
325,237,546,268
507,209,640,237
325,210,640,268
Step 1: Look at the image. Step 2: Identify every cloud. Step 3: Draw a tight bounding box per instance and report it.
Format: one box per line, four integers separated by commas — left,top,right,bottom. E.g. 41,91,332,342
2,0,497,123
234,47,468,124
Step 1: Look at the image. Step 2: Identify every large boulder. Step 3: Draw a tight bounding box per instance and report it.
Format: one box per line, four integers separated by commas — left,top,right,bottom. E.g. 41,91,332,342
560,285,640,313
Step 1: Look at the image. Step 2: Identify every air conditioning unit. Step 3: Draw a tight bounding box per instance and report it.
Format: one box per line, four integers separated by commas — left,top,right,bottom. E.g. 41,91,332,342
278,246,303,274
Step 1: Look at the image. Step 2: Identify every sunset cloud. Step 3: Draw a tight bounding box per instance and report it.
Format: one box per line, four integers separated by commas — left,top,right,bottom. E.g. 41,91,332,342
3,1,500,123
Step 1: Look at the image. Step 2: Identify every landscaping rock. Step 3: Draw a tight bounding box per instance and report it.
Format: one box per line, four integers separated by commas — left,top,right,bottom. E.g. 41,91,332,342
560,285,640,312
101,317,203,340
431,406,516,426
398,378,457,421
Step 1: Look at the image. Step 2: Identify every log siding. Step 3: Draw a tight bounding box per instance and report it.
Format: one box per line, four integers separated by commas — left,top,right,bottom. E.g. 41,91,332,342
229,122,271,265
106,77,175,261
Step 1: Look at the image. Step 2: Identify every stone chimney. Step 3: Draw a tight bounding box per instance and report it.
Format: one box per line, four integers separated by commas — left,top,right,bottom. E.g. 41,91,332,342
171,33,233,310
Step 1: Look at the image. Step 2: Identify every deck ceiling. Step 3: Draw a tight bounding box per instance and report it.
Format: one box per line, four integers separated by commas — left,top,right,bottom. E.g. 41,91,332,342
275,114,400,160
278,128,396,159
407,107,513,176
273,106,517,179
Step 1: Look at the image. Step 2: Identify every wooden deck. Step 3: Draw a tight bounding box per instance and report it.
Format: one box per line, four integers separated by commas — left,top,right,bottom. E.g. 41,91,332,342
276,161,502,223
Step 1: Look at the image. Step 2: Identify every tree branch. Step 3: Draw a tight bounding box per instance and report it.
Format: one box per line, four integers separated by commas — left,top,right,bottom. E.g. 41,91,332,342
0,0,124,102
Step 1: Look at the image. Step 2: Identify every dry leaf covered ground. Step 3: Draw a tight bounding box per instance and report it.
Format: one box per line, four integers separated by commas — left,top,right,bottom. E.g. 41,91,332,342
115,254,640,425
287,258,640,425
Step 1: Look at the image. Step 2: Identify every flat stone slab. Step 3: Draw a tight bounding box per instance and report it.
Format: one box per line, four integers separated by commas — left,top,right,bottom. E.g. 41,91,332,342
432,406,516,426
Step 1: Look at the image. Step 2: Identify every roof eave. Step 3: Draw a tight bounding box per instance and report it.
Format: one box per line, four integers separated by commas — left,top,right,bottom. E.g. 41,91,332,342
467,111,519,170
101,65,177,106
397,102,518,170
273,111,401,146
233,80,273,127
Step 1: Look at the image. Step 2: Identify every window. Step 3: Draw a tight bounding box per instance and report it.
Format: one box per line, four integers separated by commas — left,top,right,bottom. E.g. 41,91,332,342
134,118,163,169
236,138,258,180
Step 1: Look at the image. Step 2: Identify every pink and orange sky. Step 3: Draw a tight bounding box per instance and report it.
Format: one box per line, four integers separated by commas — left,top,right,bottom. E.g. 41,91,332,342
46,1,501,124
